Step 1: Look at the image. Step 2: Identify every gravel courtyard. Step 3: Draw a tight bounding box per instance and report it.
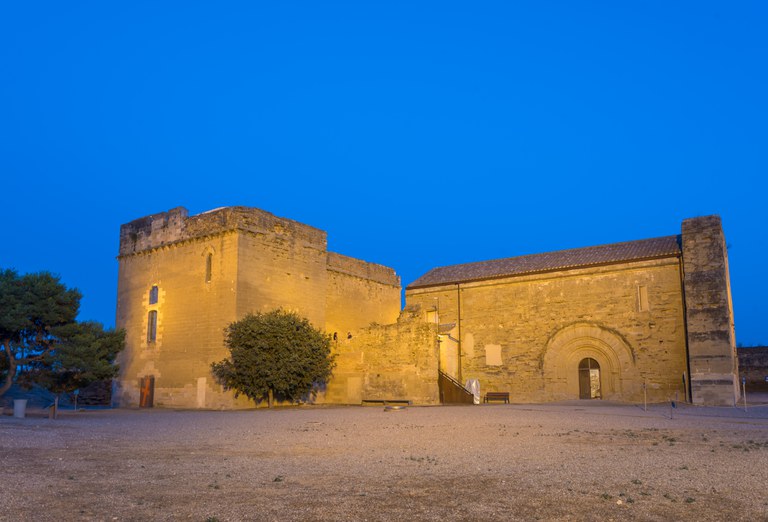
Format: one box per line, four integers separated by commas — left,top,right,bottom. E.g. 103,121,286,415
2,401,767,521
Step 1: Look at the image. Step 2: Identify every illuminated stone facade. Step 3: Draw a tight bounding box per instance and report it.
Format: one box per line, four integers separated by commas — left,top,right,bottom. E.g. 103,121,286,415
114,207,404,408
115,208,739,407
407,216,739,406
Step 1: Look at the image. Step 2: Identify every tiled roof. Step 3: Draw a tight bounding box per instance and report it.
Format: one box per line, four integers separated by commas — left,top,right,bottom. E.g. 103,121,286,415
407,235,682,289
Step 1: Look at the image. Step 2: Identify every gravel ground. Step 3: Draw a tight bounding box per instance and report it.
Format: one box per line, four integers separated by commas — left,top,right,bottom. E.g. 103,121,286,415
2,401,767,521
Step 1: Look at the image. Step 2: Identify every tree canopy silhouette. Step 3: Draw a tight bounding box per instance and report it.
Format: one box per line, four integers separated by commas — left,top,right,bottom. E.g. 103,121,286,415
0,269,124,397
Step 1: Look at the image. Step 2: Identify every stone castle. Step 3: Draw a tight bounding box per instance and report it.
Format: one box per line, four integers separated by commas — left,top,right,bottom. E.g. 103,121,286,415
114,206,740,408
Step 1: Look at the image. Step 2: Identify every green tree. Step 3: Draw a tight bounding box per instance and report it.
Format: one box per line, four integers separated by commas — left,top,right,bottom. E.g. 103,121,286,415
23,321,125,394
0,269,124,397
211,309,335,408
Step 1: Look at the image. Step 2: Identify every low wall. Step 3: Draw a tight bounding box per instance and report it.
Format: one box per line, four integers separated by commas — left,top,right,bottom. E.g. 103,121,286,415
738,347,768,391
320,307,439,405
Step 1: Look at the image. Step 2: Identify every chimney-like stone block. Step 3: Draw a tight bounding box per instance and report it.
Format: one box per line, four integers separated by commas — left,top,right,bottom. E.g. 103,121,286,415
681,215,739,405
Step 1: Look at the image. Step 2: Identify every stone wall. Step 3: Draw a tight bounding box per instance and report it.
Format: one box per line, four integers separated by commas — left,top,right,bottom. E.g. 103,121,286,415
319,306,439,405
681,216,740,405
116,208,740,408
115,206,405,409
406,258,689,403
738,347,768,391
235,227,329,329
119,206,327,256
325,252,401,336
119,207,189,255
115,231,250,408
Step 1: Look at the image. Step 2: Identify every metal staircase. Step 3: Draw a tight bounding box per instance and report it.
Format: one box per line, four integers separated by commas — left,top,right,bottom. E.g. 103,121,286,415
438,370,475,404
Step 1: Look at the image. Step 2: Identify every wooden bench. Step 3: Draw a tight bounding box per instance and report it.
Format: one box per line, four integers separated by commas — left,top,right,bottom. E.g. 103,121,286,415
484,392,510,404
361,399,412,406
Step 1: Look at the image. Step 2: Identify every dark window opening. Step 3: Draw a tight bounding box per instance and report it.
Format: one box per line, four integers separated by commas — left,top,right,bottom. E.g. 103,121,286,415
578,358,601,399
147,310,158,343
205,253,213,283
149,285,158,305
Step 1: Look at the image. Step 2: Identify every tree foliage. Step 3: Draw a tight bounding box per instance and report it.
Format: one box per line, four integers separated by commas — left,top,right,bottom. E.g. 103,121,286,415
211,309,335,407
24,321,125,394
0,268,124,397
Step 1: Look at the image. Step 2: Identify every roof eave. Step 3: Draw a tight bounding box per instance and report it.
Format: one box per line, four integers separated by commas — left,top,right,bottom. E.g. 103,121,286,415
406,252,682,291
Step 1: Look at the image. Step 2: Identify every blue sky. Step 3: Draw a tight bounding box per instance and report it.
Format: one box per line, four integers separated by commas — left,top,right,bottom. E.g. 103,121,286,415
1,2,765,345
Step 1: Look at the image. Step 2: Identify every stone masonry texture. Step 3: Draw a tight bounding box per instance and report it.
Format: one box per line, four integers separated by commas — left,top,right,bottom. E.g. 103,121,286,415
681,215,740,406
116,208,740,407
115,207,400,408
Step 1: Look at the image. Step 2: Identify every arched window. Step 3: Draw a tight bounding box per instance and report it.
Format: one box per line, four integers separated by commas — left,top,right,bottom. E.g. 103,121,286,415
205,253,213,283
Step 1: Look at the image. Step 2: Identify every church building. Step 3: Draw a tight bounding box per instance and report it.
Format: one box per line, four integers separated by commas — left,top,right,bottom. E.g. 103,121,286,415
406,216,738,406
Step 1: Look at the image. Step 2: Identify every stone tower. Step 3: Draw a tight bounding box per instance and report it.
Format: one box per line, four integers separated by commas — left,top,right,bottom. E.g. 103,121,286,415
113,206,401,408
681,216,740,406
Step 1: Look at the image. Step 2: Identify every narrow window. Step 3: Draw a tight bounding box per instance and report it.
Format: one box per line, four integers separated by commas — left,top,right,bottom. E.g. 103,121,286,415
149,285,158,305
147,310,158,343
205,253,213,283
637,285,649,312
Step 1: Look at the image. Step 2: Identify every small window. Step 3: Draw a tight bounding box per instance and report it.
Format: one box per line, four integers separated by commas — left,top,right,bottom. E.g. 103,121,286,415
147,310,158,343
149,285,158,305
205,253,213,283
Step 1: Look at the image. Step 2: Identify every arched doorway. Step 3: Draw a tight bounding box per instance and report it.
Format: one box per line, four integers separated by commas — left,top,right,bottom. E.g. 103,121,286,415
542,323,637,401
578,358,601,399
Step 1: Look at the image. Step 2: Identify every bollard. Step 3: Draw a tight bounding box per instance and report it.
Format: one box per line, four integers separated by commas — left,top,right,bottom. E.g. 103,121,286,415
643,380,647,412
13,399,27,418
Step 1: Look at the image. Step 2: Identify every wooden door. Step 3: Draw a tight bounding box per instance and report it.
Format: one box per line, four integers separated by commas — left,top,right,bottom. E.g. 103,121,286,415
139,376,155,408
578,358,601,399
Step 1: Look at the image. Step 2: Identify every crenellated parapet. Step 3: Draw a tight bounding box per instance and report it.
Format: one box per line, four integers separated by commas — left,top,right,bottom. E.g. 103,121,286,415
118,206,327,256
119,207,189,255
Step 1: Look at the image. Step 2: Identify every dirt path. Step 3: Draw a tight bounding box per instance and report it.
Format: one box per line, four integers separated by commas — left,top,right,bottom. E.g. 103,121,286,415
2,402,767,521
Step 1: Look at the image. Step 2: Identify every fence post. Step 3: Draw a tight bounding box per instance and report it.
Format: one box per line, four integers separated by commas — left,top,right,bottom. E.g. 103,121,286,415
742,376,747,412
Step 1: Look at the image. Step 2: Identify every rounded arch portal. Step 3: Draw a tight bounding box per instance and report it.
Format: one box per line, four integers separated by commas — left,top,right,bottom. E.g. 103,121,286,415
542,323,636,401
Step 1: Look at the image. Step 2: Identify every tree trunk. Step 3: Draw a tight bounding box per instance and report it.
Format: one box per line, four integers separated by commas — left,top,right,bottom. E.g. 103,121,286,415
0,342,17,397
268,388,274,409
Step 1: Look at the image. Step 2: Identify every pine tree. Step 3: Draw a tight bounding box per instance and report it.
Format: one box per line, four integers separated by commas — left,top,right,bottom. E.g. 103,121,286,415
0,269,124,397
